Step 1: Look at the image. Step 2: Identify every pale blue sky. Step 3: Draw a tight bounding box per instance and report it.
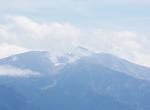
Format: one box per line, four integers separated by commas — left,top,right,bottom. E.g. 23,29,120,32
2,0,148,46
0,1,150,34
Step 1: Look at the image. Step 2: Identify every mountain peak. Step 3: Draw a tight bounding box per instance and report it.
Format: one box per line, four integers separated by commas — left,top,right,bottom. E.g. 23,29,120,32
0,51,55,75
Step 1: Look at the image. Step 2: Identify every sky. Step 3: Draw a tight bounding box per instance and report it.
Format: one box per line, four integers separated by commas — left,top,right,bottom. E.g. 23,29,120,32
0,0,150,67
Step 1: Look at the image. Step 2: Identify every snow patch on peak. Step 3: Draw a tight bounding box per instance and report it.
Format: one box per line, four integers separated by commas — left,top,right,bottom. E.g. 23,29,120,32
47,46,94,66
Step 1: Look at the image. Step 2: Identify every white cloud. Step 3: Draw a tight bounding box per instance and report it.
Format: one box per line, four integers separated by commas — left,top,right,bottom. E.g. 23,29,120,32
0,16,80,56
79,29,150,67
0,16,149,67
0,43,29,59
0,65,40,77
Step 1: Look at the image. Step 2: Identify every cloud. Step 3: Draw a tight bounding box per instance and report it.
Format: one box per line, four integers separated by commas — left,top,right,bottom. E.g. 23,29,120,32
79,29,150,67
0,43,29,59
0,16,149,67
0,16,80,56
0,65,40,77
82,30,141,54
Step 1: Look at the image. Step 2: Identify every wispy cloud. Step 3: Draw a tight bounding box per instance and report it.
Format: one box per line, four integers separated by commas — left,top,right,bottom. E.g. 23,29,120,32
0,65,40,77
0,16,80,56
0,43,29,58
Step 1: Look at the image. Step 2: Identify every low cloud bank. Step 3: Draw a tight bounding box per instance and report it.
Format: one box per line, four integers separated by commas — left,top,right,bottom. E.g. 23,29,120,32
0,65,40,77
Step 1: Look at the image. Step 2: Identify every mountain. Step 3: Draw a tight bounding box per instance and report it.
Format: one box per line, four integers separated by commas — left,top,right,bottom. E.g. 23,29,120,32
0,85,33,110
0,51,150,110
0,51,55,75
1,51,150,80
73,53,150,80
58,59,150,110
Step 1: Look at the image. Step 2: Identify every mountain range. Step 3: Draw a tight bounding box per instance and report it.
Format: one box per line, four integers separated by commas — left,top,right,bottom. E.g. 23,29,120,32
0,50,150,110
